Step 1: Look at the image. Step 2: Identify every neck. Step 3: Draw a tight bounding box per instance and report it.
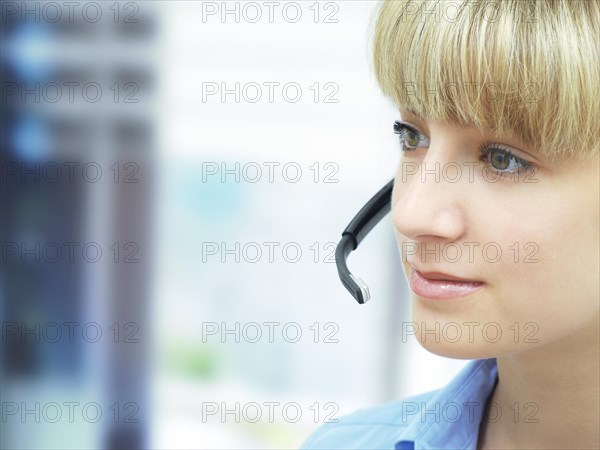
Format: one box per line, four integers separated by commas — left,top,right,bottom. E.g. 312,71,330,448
478,315,600,449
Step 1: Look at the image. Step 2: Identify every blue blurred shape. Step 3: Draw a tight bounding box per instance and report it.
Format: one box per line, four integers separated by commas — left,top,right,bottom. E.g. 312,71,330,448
12,116,51,161
3,22,56,82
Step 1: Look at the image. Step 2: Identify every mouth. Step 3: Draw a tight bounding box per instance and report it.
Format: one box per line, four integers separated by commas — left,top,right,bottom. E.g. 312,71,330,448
409,265,484,300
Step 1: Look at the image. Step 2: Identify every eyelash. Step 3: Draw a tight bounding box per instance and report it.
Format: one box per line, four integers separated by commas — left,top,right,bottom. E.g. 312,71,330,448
393,120,535,178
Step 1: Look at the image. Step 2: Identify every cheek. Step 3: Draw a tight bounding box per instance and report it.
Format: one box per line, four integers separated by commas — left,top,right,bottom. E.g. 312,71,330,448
496,220,600,335
499,174,600,323
476,189,597,330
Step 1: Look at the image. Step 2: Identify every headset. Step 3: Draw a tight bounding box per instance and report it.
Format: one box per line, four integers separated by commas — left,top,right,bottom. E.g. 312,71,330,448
335,178,394,304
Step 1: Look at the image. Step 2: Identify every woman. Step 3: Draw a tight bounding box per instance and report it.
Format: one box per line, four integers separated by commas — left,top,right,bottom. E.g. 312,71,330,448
301,0,599,449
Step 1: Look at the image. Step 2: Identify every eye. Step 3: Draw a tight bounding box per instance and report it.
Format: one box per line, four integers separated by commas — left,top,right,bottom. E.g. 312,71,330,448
392,120,537,180
478,142,535,177
393,120,429,151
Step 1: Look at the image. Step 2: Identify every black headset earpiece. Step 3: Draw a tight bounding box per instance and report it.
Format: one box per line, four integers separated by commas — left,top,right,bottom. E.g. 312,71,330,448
335,178,394,304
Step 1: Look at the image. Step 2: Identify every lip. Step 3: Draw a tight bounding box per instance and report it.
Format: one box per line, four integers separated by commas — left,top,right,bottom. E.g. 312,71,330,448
409,266,484,300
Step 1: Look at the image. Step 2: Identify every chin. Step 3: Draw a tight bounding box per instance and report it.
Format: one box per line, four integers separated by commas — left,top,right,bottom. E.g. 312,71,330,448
416,337,500,360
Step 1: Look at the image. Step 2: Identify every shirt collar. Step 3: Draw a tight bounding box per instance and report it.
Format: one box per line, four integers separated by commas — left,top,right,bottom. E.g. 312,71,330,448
395,358,498,450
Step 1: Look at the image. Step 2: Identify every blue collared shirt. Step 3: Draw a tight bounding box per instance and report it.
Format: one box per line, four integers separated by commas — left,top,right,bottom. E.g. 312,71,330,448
300,358,498,450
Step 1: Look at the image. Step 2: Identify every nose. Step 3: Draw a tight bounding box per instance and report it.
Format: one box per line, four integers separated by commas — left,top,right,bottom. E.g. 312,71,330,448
392,148,468,243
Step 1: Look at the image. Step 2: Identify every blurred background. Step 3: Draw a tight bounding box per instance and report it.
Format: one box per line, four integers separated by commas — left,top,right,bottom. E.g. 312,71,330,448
0,1,468,448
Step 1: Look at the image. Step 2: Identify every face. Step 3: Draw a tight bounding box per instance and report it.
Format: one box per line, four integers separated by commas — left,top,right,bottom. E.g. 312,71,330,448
393,110,600,359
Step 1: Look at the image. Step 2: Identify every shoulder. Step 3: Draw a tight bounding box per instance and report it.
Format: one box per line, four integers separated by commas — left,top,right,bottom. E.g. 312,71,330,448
299,389,438,450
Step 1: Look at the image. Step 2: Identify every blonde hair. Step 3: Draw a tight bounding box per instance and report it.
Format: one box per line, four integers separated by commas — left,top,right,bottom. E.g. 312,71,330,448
371,0,599,161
